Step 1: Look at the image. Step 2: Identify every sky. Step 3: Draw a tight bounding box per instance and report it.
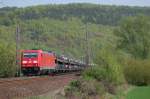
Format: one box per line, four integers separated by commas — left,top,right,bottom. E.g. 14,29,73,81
0,0,150,8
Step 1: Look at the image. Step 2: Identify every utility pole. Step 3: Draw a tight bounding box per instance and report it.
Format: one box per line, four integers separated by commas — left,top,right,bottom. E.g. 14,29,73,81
16,24,21,76
63,26,66,55
63,17,68,56
85,23,90,66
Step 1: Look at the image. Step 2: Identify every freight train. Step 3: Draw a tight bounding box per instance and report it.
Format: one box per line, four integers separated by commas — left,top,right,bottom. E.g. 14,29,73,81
21,49,85,75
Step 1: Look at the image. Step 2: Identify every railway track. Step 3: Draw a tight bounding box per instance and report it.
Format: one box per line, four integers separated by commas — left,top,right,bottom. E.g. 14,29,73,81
0,76,41,84
0,73,79,99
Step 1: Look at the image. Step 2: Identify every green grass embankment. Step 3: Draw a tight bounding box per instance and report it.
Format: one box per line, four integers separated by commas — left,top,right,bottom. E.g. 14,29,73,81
126,86,150,99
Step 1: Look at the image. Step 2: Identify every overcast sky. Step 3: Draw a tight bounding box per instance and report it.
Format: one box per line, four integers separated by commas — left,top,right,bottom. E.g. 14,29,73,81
0,0,150,8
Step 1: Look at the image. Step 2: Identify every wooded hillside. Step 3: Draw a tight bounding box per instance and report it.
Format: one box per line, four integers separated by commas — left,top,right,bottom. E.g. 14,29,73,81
0,3,150,77
0,3,150,26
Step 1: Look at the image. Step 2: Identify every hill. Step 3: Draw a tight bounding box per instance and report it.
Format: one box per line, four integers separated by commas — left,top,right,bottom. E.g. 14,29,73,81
0,3,149,60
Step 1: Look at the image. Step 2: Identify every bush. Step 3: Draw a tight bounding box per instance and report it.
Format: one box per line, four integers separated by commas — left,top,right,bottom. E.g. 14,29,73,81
64,80,80,97
65,79,105,99
83,66,107,81
124,58,150,86
83,67,118,94
70,80,81,88
80,80,105,97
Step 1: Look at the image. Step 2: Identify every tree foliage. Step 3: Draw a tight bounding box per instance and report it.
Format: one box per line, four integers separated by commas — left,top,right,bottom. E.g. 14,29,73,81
115,15,150,59
124,58,150,85
0,41,16,77
0,4,150,26
94,47,125,85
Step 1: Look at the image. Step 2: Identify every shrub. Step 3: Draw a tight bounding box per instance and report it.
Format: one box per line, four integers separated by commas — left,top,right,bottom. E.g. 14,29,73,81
124,58,150,86
83,67,118,94
64,80,80,97
65,79,105,99
80,80,105,97
70,80,81,88
82,66,107,81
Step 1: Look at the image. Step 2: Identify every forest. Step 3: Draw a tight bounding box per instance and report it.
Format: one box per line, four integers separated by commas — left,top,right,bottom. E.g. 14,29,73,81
0,3,150,98
0,3,150,26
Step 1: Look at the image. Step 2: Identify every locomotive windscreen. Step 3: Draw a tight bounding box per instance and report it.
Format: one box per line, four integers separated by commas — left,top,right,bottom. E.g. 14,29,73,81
23,53,38,58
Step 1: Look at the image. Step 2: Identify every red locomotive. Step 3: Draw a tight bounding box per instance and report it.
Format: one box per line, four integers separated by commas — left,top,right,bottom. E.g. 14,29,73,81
21,49,85,75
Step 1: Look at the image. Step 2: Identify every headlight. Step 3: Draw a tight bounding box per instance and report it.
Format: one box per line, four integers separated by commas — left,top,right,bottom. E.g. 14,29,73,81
33,60,38,63
22,61,27,64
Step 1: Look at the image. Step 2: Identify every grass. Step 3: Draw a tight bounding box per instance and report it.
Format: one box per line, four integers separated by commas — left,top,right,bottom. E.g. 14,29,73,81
126,86,150,99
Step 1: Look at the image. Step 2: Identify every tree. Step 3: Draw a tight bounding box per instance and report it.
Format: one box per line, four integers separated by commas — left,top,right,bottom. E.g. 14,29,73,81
115,15,150,59
94,47,125,85
0,41,16,77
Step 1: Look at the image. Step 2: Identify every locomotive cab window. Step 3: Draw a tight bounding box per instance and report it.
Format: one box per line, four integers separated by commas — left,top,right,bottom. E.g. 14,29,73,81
23,53,38,58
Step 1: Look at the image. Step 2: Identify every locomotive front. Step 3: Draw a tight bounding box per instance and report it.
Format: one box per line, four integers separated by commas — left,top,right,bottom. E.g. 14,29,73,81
21,50,41,75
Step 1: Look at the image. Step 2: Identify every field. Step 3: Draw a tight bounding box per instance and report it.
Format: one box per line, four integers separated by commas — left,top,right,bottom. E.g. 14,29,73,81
126,86,150,99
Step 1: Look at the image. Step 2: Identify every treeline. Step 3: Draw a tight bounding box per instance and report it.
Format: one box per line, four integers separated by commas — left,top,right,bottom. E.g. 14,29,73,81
0,3,150,26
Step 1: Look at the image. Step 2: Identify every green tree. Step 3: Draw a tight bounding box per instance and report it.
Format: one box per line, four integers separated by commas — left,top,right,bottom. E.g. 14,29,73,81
115,15,150,59
0,42,16,77
94,47,125,85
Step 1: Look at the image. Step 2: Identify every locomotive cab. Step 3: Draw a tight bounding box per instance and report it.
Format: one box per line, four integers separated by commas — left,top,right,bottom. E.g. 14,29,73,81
21,50,41,75
22,52,38,65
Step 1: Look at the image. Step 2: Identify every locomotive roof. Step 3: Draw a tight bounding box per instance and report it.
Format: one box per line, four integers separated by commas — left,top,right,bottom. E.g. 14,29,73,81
22,49,43,53
22,49,55,55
